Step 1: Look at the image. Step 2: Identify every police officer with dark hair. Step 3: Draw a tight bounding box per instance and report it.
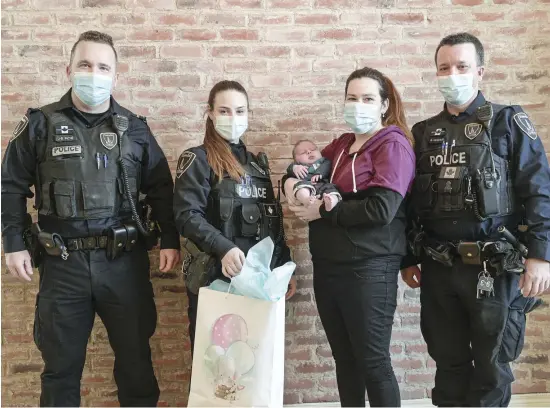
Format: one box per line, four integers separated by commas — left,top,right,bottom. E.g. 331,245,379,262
401,32,550,407
173,80,296,350
1,31,180,407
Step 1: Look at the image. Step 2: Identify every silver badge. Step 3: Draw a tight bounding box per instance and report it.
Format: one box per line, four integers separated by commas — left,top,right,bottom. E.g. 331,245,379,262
100,132,118,150
52,145,82,156
176,151,196,179
464,123,483,140
513,112,537,140
11,115,29,142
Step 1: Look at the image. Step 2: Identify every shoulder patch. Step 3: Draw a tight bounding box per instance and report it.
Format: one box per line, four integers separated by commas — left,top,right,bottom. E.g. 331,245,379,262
11,115,29,142
176,151,196,179
513,112,538,140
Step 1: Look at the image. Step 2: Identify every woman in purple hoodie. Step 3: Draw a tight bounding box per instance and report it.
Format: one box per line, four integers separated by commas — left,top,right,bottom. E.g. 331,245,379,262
285,67,416,407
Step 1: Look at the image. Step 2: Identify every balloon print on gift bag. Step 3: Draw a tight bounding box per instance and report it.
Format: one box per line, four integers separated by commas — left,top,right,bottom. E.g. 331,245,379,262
204,314,256,402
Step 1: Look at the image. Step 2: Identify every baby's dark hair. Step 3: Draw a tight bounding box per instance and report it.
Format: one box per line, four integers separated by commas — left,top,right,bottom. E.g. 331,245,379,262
292,139,317,160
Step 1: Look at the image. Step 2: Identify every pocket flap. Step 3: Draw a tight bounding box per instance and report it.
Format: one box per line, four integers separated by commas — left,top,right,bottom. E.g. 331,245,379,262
117,177,138,196
220,197,233,221
457,242,481,258
53,180,75,196
241,203,260,224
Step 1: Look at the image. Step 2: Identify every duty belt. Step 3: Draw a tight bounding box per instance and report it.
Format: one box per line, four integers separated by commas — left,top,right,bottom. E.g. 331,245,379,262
65,236,109,251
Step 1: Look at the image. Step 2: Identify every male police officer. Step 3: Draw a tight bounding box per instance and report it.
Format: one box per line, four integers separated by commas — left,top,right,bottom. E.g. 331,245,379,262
401,33,550,407
1,31,181,406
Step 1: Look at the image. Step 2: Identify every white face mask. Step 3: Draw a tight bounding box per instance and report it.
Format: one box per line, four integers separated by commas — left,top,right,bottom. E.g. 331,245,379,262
343,102,381,135
437,73,476,106
214,115,248,144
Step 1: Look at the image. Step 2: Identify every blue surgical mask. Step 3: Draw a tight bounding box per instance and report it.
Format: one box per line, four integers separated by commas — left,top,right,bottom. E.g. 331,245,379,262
343,103,381,135
72,72,113,107
437,73,476,106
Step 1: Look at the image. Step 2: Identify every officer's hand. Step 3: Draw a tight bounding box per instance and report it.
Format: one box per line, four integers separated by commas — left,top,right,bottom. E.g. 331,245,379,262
221,247,246,278
401,265,421,289
159,249,181,272
520,258,550,297
293,165,309,180
5,250,33,282
311,174,321,183
286,276,297,300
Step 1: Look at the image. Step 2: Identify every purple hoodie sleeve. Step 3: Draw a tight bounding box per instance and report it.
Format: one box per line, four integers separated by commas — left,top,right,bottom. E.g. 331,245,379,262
369,141,415,198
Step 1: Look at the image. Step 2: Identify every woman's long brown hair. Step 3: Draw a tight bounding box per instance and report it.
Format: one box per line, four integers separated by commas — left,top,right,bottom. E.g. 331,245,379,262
345,67,414,147
204,80,249,181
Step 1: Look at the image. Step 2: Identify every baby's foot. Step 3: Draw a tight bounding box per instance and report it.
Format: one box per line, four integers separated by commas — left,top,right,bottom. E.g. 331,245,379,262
323,194,336,211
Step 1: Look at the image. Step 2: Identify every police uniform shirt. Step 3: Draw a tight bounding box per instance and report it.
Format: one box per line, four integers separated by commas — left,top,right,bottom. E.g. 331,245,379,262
1,90,180,252
406,91,550,265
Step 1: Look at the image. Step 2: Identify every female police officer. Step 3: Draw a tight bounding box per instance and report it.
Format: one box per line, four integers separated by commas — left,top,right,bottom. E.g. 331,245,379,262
173,80,296,349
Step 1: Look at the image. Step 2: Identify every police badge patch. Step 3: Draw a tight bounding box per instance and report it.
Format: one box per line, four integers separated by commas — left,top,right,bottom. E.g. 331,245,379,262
100,132,118,150
464,123,483,140
513,112,538,140
176,151,196,178
11,115,29,142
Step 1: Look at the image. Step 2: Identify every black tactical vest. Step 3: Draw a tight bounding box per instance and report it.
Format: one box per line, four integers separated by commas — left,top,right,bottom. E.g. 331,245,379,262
36,103,140,221
208,153,283,252
412,103,517,239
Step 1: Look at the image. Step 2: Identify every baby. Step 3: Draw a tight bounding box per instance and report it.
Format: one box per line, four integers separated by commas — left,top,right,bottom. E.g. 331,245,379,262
286,140,341,211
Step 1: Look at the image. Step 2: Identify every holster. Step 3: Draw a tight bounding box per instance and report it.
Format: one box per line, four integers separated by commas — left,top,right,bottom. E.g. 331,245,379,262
182,238,216,295
140,200,161,250
483,241,525,275
423,242,454,267
23,223,44,268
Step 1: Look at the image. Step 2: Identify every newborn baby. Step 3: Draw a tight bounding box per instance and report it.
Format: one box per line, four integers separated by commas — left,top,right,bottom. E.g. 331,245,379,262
286,139,341,210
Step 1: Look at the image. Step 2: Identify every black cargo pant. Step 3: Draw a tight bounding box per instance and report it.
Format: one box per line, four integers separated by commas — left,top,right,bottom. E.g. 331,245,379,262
313,256,402,407
420,258,529,407
34,244,159,407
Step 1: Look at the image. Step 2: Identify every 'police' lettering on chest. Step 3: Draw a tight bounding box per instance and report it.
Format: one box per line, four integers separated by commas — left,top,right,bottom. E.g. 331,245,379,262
429,152,467,167
52,145,82,157
235,184,267,199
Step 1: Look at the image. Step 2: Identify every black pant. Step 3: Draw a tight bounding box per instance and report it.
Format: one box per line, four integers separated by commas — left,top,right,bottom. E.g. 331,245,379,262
313,256,401,407
420,258,528,407
34,246,159,407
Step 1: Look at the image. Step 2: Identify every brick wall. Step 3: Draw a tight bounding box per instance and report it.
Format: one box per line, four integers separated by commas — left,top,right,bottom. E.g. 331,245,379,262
2,0,549,406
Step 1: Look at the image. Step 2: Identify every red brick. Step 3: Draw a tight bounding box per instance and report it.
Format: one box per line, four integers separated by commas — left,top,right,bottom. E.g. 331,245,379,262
211,46,246,57
160,45,203,58
12,13,52,24
390,344,404,354
319,378,338,389
268,0,310,7
302,393,340,403
128,29,174,42
249,14,291,25
220,0,260,6
494,0,527,2
131,0,176,7
295,333,328,346
273,90,315,100
473,12,505,21
118,46,156,59
102,13,147,25
313,59,353,71
220,29,259,41
336,43,379,56
406,372,434,384
294,45,335,57
406,343,428,354
511,382,547,394
250,46,291,58
2,0,29,9
14,75,59,86
401,388,427,400
202,12,246,25
283,393,301,405
82,0,123,5
382,43,419,55
340,11,381,25
295,13,338,25
316,0,354,5
134,91,178,103
312,29,353,41
2,29,30,41
451,0,483,4
393,358,424,369
158,75,200,88
292,74,334,86
2,93,34,103
34,0,76,8
251,74,290,87
285,378,315,389
134,60,178,73
382,12,424,24
33,28,77,42
317,346,333,358
178,29,217,41
57,13,98,24
512,11,548,20
266,29,309,42
296,362,334,374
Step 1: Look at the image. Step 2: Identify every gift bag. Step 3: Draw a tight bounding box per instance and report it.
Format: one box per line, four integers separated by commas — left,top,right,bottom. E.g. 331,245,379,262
188,238,295,407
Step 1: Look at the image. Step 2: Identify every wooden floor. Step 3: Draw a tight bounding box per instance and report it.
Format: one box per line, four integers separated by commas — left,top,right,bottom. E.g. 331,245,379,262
289,393,550,407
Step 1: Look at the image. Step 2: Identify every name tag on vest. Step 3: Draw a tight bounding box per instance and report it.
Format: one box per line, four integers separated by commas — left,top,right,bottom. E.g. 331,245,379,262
52,145,82,157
